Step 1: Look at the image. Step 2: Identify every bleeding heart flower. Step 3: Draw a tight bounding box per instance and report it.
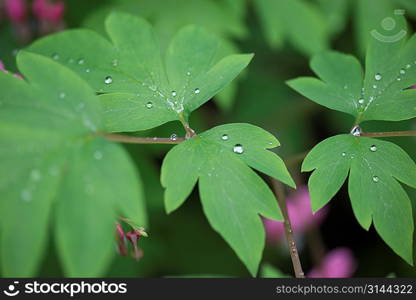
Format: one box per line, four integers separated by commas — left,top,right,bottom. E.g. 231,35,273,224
5,0,27,23
115,222,146,260
263,186,328,243
33,0,64,22
308,247,357,278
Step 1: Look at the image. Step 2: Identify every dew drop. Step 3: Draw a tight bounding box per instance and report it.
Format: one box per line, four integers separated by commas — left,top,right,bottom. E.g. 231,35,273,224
170,134,178,141
145,102,153,109
94,151,103,160
30,169,41,181
85,184,94,195
358,99,365,104
233,144,244,154
372,176,380,183
77,103,85,110
400,68,406,74
350,125,362,137
78,58,85,65
194,88,200,94
104,76,113,84
49,166,59,176
372,84,377,89
112,59,118,67
85,68,91,73
374,73,382,81
341,152,346,157
370,145,377,152
171,91,177,97
221,134,229,141
59,92,66,99
397,77,402,81
406,64,411,69
21,189,32,202
52,53,59,60
186,71,191,76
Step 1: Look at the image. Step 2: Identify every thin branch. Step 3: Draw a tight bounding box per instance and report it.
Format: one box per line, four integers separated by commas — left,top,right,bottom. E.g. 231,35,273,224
178,112,196,139
271,179,305,278
102,133,185,144
361,130,416,138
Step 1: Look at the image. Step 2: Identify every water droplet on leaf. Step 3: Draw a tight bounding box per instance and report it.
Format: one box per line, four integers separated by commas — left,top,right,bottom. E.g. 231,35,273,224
30,169,41,181
21,189,32,202
104,76,113,84
233,144,244,154
94,151,103,160
375,73,382,81
170,134,177,141
171,91,177,97
350,125,362,137
372,176,379,183
145,102,153,109
194,88,200,94
370,145,377,152
221,134,229,141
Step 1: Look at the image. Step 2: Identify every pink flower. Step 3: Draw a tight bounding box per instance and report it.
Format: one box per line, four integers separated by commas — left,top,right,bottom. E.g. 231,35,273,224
115,222,145,260
33,0,65,22
0,61,5,71
308,248,357,278
5,0,27,23
263,186,328,243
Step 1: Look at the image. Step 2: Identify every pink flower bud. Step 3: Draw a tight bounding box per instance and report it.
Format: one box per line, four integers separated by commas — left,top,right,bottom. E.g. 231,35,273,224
115,222,128,256
126,229,144,260
308,248,357,278
264,186,328,243
33,0,65,22
5,0,27,23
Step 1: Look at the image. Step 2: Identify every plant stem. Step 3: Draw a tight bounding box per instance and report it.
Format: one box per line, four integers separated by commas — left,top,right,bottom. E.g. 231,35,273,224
102,133,185,144
271,180,305,278
361,130,416,138
178,112,196,139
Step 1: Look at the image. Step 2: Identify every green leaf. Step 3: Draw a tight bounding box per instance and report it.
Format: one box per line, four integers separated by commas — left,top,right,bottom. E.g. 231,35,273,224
161,123,295,276
254,0,329,56
261,263,289,278
27,12,252,132
288,16,416,123
302,134,416,264
317,0,349,36
0,51,146,276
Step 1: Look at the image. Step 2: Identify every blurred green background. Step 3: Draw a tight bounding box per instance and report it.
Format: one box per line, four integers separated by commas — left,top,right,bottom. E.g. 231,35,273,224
1,0,415,277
